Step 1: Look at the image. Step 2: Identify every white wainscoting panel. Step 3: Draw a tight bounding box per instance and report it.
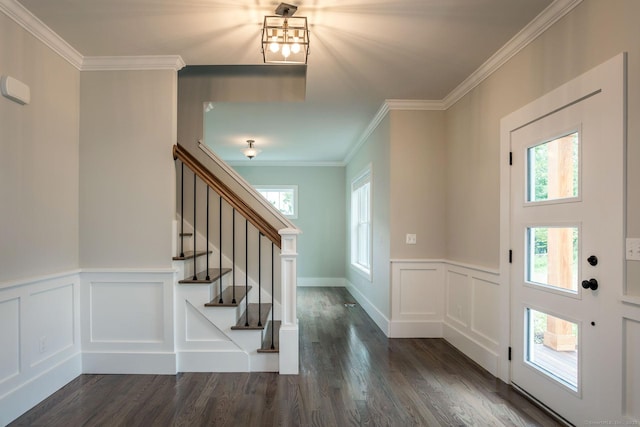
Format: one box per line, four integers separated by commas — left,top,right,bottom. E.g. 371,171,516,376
90,281,164,343
624,316,640,421
445,270,469,327
0,297,20,384
389,261,443,337
81,270,176,374
443,262,501,377
0,271,81,426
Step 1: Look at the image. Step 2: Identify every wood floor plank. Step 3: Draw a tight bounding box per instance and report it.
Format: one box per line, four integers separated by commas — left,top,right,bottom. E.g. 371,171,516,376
9,287,563,427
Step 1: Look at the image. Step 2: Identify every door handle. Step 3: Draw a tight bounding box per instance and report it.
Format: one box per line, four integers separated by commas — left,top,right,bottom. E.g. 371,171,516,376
581,278,598,291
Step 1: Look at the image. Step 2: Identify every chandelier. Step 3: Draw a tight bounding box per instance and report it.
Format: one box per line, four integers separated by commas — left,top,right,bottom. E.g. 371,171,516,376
262,3,310,64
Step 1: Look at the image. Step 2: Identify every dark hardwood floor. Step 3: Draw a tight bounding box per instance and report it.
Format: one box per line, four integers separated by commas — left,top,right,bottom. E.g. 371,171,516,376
10,287,561,426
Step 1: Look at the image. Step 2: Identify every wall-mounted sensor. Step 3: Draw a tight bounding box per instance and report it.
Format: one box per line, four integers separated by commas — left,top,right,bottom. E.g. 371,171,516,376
1,75,30,105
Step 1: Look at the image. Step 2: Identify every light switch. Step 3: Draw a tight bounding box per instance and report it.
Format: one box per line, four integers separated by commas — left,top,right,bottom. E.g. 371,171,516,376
406,234,417,245
626,238,640,261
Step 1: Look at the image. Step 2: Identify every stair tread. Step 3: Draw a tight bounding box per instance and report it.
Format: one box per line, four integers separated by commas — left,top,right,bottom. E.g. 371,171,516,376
258,320,281,353
179,268,232,284
205,285,251,307
172,250,211,261
179,232,193,237
232,303,272,330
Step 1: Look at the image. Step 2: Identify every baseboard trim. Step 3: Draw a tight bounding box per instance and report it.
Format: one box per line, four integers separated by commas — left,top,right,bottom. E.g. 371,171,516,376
443,322,499,377
82,352,177,375
297,277,347,287
345,281,390,335
177,350,249,373
0,353,82,426
388,320,443,338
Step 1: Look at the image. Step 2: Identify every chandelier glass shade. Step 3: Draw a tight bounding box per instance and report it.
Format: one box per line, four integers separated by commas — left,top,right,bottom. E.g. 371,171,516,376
262,15,309,64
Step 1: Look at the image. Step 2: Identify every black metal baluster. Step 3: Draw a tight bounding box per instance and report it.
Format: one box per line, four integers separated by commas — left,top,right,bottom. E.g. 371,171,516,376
192,173,197,280
179,163,184,258
258,232,262,327
232,209,236,304
205,187,210,281
218,195,223,304
245,219,249,327
271,241,275,349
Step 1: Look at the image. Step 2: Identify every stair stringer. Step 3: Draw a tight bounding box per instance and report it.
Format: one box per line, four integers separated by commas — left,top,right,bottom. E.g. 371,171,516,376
174,261,278,372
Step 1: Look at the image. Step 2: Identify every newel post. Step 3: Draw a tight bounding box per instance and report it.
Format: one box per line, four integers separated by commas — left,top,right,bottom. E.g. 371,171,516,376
278,228,300,374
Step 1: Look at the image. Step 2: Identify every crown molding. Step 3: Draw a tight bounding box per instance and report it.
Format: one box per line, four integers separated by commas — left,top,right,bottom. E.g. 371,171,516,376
227,160,346,167
0,1,186,71
82,56,186,71
346,0,583,164
0,0,83,69
385,99,446,111
442,0,583,109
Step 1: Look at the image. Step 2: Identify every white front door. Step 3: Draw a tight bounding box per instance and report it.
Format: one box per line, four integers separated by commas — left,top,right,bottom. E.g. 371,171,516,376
506,55,625,424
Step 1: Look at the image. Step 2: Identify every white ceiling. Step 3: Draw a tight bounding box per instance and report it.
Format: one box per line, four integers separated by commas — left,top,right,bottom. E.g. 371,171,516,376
16,0,555,164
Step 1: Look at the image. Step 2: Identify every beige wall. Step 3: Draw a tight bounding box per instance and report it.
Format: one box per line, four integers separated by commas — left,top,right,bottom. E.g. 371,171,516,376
445,0,640,284
390,110,446,259
79,70,177,268
0,13,80,282
346,116,391,316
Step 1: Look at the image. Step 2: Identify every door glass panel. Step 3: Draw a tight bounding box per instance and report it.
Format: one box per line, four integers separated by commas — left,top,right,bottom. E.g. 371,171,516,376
527,226,578,293
527,132,579,202
526,308,578,391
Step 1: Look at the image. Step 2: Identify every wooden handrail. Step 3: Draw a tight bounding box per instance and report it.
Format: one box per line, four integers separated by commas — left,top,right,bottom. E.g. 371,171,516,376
173,143,281,248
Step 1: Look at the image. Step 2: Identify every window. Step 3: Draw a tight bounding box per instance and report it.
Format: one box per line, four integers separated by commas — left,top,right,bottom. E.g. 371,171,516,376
255,185,298,219
351,166,372,279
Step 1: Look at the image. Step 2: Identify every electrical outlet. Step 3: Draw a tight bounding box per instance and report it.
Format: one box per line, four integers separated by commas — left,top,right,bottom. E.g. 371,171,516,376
38,336,46,353
406,234,417,245
627,238,640,261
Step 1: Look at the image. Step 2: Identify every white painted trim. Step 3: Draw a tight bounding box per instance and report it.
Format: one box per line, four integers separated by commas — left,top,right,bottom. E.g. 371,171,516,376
0,0,83,69
388,321,443,338
0,269,81,291
344,280,390,335
346,0,583,164
82,55,186,71
344,102,390,164
82,352,176,375
0,353,82,426
297,277,347,287
227,160,346,167
443,322,499,377
198,141,298,231
81,268,177,274
0,1,186,71
177,350,250,373
385,99,446,111
442,0,583,109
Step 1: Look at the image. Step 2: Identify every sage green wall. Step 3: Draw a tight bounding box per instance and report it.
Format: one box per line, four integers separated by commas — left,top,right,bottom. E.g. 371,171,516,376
445,0,640,289
390,110,446,259
0,13,80,282
80,70,177,268
233,166,346,279
346,116,391,317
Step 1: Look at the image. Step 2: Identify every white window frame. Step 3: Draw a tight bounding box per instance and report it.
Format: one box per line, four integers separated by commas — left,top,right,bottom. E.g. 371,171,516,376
350,165,372,281
254,185,298,219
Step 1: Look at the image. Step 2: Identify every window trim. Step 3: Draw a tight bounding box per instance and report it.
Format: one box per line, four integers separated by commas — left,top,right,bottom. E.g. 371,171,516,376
254,185,298,219
350,164,372,281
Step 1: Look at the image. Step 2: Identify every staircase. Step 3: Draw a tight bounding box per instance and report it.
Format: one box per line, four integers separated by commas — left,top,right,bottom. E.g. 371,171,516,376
172,144,299,374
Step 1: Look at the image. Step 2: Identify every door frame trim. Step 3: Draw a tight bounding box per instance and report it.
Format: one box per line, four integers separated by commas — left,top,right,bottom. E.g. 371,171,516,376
498,52,626,382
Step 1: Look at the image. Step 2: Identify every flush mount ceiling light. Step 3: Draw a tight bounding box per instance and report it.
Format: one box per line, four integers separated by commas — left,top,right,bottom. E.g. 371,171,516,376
242,140,261,159
262,2,309,64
